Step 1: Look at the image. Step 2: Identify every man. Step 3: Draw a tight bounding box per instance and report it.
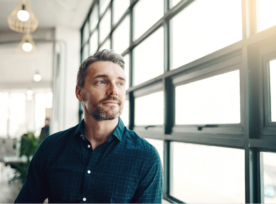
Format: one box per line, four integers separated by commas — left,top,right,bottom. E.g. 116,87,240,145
15,50,163,203
39,118,50,142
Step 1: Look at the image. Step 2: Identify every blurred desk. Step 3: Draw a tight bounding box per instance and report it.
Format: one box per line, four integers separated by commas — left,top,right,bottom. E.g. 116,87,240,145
4,156,27,165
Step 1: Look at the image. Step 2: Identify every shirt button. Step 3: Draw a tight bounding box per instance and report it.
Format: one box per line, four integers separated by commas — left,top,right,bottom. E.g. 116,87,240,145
87,145,91,148
87,170,91,174
83,197,86,201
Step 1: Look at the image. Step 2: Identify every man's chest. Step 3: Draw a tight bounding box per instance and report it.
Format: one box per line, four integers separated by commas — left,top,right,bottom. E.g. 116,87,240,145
46,146,139,203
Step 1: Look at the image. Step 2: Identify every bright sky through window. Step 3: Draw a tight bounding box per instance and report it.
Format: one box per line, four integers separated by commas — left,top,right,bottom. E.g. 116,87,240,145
175,70,240,125
257,0,276,32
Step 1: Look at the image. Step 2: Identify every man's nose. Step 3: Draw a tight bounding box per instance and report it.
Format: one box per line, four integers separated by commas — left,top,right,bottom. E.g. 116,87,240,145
107,82,118,96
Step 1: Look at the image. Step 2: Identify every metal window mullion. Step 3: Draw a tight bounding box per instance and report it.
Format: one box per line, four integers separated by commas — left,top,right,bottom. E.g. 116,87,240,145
110,0,114,49
163,140,170,197
88,16,91,56
241,0,259,202
128,0,134,131
97,0,100,51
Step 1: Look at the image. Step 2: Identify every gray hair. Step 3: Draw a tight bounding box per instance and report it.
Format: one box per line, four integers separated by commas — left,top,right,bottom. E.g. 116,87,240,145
77,49,125,88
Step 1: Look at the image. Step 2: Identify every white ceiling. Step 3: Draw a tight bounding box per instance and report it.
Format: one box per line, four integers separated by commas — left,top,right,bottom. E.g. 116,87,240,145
0,0,93,32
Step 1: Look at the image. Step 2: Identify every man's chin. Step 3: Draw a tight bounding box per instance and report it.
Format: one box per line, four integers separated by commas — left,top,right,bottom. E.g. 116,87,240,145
91,110,120,121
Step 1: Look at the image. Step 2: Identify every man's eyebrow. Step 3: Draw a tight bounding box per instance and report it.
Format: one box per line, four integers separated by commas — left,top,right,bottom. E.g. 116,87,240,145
93,74,126,81
93,74,108,80
118,77,126,81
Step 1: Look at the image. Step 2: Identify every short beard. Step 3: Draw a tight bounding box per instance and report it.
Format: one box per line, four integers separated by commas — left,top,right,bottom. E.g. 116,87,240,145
88,95,122,121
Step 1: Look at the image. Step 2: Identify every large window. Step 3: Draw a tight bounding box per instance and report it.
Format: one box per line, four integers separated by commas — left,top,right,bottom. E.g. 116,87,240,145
133,27,163,85
133,0,163,40
257,0,276,32
0,93,25,137
171,142,245,203
81,0,276,202
113,15,130,55
175,70,240,125
171,0,242,69
134,91,164,126
99,9,111,44
261,152,276,203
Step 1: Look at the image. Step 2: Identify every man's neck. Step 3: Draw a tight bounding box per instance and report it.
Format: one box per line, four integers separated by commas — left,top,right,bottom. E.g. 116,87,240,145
83,113,118,150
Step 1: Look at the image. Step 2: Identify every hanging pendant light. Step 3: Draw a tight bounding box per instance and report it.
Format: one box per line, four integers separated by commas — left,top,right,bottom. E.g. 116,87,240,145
17,33,36,55
7,0,39,33
33,72,41,82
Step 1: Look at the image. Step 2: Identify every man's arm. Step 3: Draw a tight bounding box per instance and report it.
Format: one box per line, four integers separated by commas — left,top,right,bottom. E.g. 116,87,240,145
15,144,49,203
130,148,163,203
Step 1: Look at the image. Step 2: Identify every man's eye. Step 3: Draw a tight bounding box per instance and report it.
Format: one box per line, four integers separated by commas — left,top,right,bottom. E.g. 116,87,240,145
98,81,105,84
118,82,124,86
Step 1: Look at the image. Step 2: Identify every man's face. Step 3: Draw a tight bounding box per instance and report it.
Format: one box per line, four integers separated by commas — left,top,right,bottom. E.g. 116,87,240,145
78,61,126,120
45,119,50,126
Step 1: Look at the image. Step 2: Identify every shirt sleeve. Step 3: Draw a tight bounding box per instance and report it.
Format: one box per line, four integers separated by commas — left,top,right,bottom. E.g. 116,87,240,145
14,143,49,203
130,148,163,203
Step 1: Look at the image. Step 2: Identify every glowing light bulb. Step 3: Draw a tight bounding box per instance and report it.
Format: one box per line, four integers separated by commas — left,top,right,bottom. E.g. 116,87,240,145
22,42,32,52
34,73,41,82
27,90,33,95
17,10,30,21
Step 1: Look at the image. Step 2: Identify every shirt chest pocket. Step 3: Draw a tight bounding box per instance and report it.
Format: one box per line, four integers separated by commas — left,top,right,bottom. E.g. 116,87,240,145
91,172,138,201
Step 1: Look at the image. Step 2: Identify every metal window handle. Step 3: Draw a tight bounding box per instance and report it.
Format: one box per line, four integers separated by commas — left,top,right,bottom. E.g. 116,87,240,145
145,125,156,129
197,125,218,131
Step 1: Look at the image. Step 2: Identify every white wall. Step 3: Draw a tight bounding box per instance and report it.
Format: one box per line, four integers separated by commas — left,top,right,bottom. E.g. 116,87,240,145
51,26,80,134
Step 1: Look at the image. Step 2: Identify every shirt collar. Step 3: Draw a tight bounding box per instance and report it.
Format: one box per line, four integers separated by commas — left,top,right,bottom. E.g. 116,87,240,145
74,117,125,142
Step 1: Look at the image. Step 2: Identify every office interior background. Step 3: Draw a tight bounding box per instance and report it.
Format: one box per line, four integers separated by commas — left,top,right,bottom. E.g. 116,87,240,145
0,0,276,203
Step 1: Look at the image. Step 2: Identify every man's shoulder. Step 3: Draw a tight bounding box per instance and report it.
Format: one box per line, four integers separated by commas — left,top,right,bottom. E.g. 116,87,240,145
33,125,78,165
123,129,160,160
40,125,77,148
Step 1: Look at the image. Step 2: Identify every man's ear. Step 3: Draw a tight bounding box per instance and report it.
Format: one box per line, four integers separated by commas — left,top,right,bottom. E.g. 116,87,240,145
75,85,84,102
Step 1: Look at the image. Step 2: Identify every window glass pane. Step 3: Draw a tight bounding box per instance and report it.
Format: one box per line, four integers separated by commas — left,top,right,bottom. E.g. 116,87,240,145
0,92,9,120
144,139,163,166
45,92,53,109
133,27,163,85
257,0,276,32
83,21,89,44
0,120,7,137
90,4,98,31
171,0,181,8
100,0,110,16
261,152,276,203
133,0,163,40
113,15,129,55
270,60,276,122
175,70,240,125
120,100,129,127
113,0,129,25
9,93,25,137
35,93,46,136
100,9,111,43
171,0,242,69
171,142,245,203
124,53,130,90
89,30,98,55
0,93,9,136
135,91,163,126
99,39,110,51
82,44,89,61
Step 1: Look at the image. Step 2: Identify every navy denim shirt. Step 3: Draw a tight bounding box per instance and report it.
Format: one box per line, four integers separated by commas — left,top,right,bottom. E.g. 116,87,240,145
15,118,163,203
